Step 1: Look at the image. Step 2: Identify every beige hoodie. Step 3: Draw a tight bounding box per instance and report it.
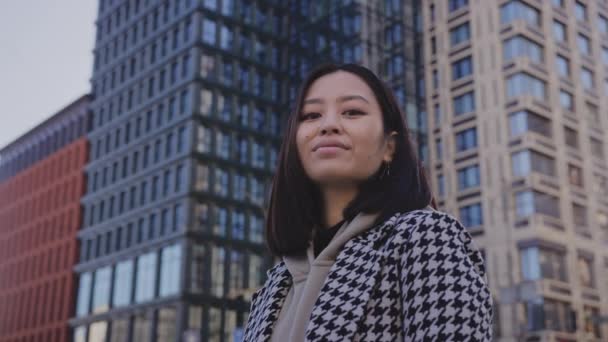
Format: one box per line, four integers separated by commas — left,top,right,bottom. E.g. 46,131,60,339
269,211,381,342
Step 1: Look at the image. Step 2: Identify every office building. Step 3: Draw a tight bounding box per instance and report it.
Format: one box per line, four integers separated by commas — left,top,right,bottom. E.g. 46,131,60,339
72,0,425,341
424,0,608,340
0,95,91,342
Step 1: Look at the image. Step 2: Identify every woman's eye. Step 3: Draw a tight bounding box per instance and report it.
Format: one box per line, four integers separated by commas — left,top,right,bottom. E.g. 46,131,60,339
300,112,320,120
344,109,365,116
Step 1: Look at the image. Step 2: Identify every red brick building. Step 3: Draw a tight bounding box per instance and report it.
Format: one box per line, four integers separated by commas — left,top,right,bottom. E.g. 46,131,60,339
0,95,91,342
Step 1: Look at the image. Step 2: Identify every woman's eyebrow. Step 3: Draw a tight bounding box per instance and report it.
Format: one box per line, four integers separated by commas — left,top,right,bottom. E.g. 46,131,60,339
303,95,369,105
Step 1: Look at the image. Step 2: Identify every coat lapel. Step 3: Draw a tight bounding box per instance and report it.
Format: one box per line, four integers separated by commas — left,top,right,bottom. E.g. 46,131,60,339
304,237,389,341
250,262,292,340
252,212,404,341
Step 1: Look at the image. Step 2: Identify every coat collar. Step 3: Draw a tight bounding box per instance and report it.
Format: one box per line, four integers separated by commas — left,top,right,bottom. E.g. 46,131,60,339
256,210,424,340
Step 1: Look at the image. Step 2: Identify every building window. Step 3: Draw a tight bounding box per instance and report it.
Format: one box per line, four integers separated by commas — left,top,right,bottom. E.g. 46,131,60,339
555,55,570,77
76,272,92,317
515,190,560,218
600,15,608,35
506,72,546,100
581,67,594,90
218,94,232,122
448,0,468,12
511,149,556,177
577,33,591,56
457,164,480,190
249,214,264,243
564,126,579,149
574,1,587,21
437,174,446,197
232,173,246,200
190,244,206,293
451,56,473,80
89,322,108,342
500,1,540,27
435,138,442,159
200,54,216,80
215,131,231,159
133,311,151,341
453,91,475,115
157,307,178,342
173,203,185,232
210,246,225,297
432,69,439,89
590,137,605,159
73,326,87,342
92,266,112,314
583,306,602,339
459,203,483,227
159,244,182,297
450,22,470,46
249,254,265,289
503,35,543,63
214,168,229,197
196,165,209,191
567,164,584,187
508,110,551,138
219,26,233,50
214,207,228,236
197,125,212,154
135,252,157,303
229,250,246,295
553,20,567,43
520,246,567,282
455,127,477,152
112,260,134,307
559,89,574,112
202,18,217,45
551,0,564,8
573,203,589,237
250,176,265,205
231,210,245,240
252,140,265,169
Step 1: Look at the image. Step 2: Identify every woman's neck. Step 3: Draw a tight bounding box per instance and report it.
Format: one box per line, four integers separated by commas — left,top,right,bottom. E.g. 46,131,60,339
321,185,358,228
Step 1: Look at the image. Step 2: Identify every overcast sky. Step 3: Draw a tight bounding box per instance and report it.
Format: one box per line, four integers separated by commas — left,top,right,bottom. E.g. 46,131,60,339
0,0,97,149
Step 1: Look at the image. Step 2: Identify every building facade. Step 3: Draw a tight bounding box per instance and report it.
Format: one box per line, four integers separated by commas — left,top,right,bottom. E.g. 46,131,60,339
0,95,91,342
424,0,608,340
71,0,425,341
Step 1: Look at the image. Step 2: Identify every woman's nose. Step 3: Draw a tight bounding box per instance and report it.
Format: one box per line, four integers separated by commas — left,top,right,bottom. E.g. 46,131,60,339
319,112,341,135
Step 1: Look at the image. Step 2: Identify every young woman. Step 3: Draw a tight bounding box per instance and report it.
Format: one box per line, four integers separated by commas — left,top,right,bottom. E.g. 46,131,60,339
244,63,492,341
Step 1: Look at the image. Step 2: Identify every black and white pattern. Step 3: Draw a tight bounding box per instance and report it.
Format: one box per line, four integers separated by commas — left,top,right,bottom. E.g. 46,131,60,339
244,209,493,341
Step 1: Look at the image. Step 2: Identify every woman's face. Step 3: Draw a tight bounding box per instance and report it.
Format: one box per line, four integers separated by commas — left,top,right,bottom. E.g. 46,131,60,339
296,71,396,188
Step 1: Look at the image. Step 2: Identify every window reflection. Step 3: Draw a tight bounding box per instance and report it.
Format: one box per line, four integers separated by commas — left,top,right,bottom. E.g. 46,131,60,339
249,254,265,289
92,266,111,314
88,321,107,342
76,272,92,317
228,250,246,297
209,307,222,341
133,311,151,341
157,307,177,341
110,317,129,342
160,244,182,297
135,252,157,303
190,244,206,293
211,246,226,297
112,260,133,307
73,326,87,342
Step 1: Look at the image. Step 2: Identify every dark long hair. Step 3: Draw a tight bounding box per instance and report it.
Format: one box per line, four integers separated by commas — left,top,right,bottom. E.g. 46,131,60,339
265,63,433,257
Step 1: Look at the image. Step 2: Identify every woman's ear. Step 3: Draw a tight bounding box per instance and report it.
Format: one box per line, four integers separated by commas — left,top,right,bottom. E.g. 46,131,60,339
384,131,398,163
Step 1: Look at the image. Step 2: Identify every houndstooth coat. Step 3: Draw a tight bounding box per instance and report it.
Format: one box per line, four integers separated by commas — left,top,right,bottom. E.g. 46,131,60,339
243,209,493,341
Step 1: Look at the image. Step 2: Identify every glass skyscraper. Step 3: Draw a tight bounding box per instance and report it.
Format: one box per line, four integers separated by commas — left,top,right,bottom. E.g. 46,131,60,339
71,1,425,341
